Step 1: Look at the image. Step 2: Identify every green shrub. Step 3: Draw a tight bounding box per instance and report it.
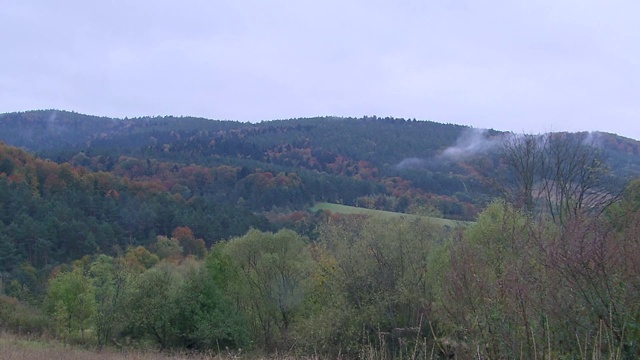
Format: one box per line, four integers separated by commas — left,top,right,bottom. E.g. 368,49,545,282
0,295,51,335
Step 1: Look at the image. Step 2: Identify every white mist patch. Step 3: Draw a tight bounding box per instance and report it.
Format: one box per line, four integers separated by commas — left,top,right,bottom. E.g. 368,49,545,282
47,111,57,123
396,157,426,169
394,128,500,169
440,128,499,160
45,110,62,134
582,131,604,148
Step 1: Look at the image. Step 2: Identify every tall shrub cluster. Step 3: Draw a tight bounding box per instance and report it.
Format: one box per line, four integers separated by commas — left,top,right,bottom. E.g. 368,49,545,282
440,200,640,358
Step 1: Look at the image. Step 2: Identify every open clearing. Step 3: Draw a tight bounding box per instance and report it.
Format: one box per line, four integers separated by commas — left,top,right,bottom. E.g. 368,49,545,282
310,202,468,227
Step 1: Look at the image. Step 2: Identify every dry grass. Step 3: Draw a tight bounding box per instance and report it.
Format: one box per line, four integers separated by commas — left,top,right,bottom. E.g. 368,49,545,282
0,332,326,360
0,332,235,360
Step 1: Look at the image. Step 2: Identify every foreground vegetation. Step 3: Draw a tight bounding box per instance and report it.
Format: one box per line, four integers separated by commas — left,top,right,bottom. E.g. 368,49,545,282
3,190,640,358
0,331,241,360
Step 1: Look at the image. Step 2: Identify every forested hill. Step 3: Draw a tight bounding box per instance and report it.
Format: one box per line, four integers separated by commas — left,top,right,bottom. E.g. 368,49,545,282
0,110,489,218
0,142,272,273
0,110,470,166
2,109,640,221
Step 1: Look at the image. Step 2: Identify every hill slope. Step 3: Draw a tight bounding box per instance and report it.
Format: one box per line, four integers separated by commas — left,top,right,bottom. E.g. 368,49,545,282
0,142,270,272
2,110,639,220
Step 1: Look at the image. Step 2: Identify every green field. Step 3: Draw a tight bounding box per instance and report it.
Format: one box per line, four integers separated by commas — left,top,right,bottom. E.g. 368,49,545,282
310,202,468,227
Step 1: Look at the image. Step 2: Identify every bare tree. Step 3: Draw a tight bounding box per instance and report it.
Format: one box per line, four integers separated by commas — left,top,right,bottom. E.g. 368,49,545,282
500,133,547,213
498,132,623,225
540,133,622,226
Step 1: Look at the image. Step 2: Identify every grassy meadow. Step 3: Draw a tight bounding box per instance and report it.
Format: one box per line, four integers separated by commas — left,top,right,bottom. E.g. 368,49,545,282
310,202,468,227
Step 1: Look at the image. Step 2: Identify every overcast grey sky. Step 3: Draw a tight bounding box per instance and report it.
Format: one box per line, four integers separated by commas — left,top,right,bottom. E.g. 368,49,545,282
2,1,639,139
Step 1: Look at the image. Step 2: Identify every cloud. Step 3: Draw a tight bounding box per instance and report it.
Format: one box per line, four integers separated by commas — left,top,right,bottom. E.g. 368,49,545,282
394,127,501,170
440,128,500,160
395,157,426,170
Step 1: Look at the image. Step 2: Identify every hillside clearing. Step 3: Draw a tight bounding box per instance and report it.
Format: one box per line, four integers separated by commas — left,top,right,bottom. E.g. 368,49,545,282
310,202,468,227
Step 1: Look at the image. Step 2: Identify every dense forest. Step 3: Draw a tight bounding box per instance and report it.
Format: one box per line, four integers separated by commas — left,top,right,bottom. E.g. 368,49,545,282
1,109,640,358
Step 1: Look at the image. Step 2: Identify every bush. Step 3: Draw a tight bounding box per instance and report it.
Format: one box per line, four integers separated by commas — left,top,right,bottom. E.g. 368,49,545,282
0,295,51,335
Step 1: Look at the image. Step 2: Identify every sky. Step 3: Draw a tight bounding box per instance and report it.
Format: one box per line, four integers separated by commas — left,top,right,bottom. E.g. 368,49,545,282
1,1,639,140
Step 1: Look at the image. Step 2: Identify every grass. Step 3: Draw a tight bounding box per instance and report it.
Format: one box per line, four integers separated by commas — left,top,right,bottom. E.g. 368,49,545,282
310,202,469,227
0,332,222,360
0,332,324,360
